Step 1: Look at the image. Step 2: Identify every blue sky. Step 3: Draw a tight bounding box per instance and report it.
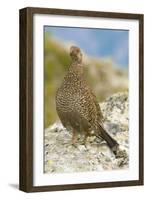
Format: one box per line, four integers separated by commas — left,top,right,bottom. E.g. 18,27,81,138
45,26,129,68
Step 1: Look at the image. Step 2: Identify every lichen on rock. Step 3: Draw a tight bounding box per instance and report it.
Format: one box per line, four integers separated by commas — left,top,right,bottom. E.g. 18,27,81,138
44,92,129,173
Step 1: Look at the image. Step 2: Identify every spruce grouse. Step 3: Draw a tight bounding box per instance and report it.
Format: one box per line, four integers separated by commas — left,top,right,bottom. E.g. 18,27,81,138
56,46,119,155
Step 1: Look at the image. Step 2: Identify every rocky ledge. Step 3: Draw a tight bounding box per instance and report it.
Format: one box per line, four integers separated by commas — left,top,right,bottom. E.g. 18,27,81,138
44,92,129,173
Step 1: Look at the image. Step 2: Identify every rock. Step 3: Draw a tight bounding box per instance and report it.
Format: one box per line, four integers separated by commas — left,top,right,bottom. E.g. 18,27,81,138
44,92,129,173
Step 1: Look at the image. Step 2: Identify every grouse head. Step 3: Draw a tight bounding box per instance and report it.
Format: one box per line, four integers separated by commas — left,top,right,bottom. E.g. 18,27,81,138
70,46,82,64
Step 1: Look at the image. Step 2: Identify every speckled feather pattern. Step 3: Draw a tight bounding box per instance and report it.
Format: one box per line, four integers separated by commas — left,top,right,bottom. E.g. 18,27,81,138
55,46,119,153
56,62,103,135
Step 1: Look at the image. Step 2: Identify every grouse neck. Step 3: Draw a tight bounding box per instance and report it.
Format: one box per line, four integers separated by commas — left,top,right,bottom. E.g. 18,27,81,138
72,60,82,65
69,61,83,76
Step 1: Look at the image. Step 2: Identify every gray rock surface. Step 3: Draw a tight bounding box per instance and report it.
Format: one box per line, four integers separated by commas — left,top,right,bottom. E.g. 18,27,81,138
44,92,129,173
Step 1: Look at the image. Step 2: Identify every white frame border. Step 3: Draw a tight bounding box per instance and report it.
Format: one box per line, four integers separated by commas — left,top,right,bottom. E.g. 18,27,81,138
33,14,139,186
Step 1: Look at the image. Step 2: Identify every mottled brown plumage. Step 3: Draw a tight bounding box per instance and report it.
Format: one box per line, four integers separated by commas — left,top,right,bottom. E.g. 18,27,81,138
56,46,119,154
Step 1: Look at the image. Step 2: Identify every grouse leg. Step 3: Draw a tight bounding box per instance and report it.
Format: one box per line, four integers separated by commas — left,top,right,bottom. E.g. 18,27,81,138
72,129,78,146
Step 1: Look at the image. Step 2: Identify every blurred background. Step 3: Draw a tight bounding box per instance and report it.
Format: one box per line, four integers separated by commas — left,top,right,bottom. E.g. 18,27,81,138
44,26,128,128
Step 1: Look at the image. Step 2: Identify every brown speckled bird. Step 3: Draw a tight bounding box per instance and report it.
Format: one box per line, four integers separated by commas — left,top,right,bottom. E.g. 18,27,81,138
56,46,119,155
